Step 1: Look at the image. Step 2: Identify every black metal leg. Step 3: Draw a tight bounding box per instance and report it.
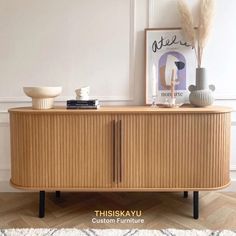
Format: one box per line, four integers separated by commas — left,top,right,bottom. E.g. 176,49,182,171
193,191,199,219
39,191,45,218
56,191,61,198
184,191,188,198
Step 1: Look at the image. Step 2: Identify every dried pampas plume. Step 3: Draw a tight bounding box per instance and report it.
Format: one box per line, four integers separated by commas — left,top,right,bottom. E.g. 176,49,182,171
199,0,215,66
177,0,215,67
199,0,215,48
177,0,196,48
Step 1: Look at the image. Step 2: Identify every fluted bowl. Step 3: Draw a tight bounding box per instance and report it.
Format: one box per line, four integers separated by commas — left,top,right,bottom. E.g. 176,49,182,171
189,89,214,107
23,87,62,109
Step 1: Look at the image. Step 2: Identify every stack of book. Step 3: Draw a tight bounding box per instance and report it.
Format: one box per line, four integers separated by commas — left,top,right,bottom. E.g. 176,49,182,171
67,99,100,109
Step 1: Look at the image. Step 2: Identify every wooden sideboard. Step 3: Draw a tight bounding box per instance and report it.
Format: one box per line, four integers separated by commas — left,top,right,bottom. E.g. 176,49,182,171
9,106,232,219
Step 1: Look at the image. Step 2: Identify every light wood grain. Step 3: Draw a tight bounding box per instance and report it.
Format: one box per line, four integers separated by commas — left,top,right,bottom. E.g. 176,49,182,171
9,106,231,191
118,113,230,189
10,113,116,189
9,105,232,114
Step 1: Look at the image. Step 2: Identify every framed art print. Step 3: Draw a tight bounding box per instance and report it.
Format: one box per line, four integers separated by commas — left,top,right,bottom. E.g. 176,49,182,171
145,28,196,104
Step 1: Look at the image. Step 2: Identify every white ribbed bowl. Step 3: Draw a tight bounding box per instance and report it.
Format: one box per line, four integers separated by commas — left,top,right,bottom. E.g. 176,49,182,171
23,87,62,109
189,89,214,107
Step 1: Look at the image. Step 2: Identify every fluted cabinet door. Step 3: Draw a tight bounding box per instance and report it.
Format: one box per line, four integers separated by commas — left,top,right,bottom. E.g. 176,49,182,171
118,115,149,188
10,113,115,189
118,113,231,189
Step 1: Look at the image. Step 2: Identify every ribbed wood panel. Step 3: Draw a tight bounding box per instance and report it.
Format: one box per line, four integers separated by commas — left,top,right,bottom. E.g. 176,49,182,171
10,113,115,188
119,113,231,189
9,107,231,190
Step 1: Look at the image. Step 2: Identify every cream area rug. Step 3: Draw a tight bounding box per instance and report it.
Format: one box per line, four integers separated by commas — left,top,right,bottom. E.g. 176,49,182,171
0,229,236,236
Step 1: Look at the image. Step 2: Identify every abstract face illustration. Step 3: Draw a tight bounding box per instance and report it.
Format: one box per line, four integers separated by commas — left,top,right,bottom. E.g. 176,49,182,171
158,51,186,90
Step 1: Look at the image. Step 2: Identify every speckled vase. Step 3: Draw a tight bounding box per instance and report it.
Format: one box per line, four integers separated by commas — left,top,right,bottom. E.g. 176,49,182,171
189,68,215,107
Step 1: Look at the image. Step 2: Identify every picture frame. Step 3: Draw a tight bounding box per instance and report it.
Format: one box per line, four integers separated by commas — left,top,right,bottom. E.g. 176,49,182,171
145,28,196,105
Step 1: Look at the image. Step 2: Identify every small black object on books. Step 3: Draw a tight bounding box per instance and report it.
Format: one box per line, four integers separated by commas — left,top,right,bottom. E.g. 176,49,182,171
67,99,100,109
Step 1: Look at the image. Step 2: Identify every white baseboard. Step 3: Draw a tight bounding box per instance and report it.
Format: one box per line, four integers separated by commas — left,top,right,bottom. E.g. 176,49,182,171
0,181,21,192
0,169,10,181
220,179,236,192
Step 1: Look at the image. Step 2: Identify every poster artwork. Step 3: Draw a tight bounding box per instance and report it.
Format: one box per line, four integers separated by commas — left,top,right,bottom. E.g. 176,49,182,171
146,29,196,104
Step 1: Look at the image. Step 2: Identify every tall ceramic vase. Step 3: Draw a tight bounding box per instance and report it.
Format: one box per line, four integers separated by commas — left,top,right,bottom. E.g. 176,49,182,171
189,68,215,107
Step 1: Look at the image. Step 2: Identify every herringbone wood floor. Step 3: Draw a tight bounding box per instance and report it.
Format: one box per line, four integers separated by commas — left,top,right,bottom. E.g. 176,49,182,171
0,192,235,230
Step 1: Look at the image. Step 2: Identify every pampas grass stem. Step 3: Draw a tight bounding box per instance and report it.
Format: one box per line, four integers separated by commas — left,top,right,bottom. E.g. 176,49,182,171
177,0,215,68
177,0,196,48
199,0,215,67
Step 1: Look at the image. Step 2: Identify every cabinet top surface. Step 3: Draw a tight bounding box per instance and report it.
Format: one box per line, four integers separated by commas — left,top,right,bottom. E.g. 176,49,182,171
8,105,232,114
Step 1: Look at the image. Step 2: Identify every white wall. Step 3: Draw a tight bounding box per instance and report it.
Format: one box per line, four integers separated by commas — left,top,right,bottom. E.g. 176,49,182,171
0,0,135,101
0,0,236,191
